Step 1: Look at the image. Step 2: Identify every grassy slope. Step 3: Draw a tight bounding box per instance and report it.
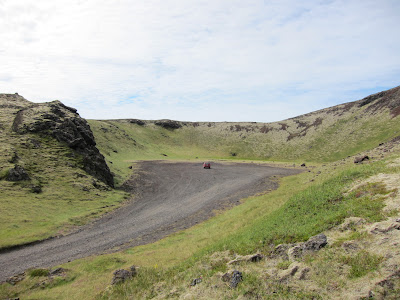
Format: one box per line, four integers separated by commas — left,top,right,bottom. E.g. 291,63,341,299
3,151,399,299
0,96,128,249
89,91,400,187
1,87,400,299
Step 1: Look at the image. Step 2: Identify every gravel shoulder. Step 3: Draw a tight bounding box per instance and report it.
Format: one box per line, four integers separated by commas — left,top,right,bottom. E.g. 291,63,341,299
0,161,301,281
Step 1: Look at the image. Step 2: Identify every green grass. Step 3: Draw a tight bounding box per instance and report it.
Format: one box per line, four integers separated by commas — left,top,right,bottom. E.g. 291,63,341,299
0,134,129,249
2,92,400,298
89,105,400,187
0,183,127,248
3,152,396,299
340,250,384,278
276,260,292,270
200,162,385,256
28,268,50,277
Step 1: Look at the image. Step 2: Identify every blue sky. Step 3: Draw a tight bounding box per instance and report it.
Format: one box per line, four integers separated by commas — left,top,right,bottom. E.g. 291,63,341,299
1,0,399,122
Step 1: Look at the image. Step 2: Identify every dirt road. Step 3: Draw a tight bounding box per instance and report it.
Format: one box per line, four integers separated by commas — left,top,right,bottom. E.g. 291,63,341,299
0,161,301,281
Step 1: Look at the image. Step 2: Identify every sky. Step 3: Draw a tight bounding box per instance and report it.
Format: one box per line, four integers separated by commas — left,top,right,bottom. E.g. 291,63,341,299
1,0,399,122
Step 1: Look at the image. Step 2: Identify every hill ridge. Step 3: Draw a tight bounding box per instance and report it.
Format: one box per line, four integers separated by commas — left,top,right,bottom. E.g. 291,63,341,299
87,85,400,182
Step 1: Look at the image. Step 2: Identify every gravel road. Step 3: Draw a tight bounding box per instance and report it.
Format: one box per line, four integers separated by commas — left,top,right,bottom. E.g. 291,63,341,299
0,161,301,281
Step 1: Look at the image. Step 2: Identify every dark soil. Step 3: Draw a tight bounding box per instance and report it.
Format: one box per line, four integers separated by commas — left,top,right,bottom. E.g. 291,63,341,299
0,161,301,282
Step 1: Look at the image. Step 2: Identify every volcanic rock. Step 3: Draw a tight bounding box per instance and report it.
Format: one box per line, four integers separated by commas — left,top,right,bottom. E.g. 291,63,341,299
6,165,30,181
111,266,137,285
154,119,182,129
11,100,114,187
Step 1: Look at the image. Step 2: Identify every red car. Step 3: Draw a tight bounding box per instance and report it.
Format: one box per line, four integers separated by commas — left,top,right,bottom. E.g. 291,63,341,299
203,162,211,169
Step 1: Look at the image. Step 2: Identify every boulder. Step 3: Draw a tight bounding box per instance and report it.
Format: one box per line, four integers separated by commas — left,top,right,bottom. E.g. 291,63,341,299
6,165,30,181
303,233,328,251
111,266,137,285
221,270,243,288
30,184,42,193
280,234,328,261
230,270,243,288
221,270,243,289
190,277,202,286
354,155,369,164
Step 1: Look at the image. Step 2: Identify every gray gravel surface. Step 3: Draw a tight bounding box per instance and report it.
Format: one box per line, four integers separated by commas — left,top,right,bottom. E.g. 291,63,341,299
0,161,301,281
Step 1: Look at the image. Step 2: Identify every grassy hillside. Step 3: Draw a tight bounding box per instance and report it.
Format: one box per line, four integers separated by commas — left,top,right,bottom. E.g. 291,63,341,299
0,94,128,249
1,86,400,299
2,146,399,299
89,86,400,186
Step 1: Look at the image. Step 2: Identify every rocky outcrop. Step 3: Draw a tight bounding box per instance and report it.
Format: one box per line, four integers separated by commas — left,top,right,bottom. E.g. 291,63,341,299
11,100,114,187
129,119,146,126
354,155,369,164
274,233,328,261
222,270,243,288
302,233,328,251
6,272,25,286
154,119,182,129
6,165,30,181
111,266,137,285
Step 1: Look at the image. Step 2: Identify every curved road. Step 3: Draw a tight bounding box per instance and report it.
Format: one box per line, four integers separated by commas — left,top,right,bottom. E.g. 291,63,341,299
0,161,301,281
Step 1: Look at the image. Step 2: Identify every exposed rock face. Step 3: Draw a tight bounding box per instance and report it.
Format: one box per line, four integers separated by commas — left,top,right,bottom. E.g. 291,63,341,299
11,99,114,187
154,119,182,129
129,119,146,126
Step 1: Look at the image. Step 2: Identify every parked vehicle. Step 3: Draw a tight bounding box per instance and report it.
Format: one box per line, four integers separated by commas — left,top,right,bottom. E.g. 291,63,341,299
203,162,211,169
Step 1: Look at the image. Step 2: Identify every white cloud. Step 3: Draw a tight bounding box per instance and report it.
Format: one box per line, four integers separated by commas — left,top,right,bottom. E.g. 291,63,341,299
0,0,399,122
